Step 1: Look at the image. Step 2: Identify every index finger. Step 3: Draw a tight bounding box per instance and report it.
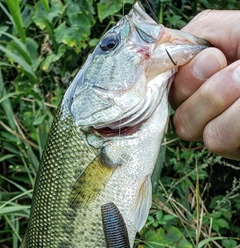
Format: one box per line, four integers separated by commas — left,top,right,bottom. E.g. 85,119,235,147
182,10,240,64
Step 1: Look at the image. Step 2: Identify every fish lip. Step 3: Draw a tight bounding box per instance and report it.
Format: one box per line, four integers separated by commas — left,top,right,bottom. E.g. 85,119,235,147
162,27,212,47
144,28,211,81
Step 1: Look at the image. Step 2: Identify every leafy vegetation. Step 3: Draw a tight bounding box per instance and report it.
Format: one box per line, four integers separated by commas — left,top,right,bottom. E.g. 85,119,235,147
0,0,240,247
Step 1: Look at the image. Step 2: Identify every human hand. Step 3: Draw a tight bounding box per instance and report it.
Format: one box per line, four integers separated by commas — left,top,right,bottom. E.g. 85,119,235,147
169,10,240,160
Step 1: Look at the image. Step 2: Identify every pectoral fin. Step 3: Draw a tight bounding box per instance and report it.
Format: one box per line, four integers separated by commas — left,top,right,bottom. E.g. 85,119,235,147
128,175,152,231
69,154,114,207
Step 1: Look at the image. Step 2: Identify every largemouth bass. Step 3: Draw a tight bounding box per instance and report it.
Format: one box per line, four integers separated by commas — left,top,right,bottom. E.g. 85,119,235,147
21,1,210,247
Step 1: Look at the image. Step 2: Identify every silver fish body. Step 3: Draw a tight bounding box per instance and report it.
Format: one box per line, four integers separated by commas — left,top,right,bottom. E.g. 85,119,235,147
21,2,210,247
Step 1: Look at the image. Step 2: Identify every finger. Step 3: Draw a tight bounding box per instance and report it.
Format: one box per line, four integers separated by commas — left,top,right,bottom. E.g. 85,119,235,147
169,47,226,109
173,60,240,141
182,10,240,63
203,98,240,160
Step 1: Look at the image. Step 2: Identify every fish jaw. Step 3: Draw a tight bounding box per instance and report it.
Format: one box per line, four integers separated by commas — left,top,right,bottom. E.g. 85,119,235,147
145,27,211,81
128,2,210,82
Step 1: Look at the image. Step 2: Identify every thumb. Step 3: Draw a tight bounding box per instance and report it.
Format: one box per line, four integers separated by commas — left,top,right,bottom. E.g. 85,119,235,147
169,47,227,109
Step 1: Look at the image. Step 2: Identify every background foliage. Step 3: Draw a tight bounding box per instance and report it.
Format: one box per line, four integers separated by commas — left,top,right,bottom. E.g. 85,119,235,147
0,0,240,247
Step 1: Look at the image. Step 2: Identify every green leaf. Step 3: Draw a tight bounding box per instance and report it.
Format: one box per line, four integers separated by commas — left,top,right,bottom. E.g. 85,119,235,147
198,237,227,248
0,45,37,84
0,154,15,162
0,92,23,104
33,114,47,126
89,38,99,47
209,195,224,209
222,239,237,248
144,226,193,248
54,0,94,52
0,205,30,215
51,0,64,16
97,0,122,22
26,38,42,71
0,175,32,198
144,228,170,247
214,218,230,229
0,69,18,132
32,1,48,30
212,210,223,219
198,0,216,8
212,221,219,232
26,38,39,61
41,45,66,71
0,26,8,33
55,22,88,52
40,0,50,13
22,5,34,28
163,214,176,221
156,211,163,220
0,30,32,65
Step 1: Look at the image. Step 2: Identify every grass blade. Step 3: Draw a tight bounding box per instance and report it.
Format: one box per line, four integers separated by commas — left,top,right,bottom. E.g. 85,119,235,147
4,0,26,43
0,45,37,83
0,31,32,65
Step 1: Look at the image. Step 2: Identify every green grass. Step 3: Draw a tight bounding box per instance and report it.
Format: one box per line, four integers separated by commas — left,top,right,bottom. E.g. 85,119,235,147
1,0,240,247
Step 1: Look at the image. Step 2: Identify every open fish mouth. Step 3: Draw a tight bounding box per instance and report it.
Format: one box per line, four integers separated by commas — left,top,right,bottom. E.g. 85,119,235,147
95,125,141,137
94,69,175,137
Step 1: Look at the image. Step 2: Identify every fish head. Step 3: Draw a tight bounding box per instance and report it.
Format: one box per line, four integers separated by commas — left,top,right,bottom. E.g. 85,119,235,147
62,1,210,133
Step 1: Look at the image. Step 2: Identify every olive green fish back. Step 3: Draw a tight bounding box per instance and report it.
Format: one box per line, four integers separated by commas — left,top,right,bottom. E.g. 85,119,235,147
22,106,96,247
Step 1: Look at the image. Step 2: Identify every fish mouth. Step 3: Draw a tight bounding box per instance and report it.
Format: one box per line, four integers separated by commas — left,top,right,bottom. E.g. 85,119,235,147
94,69,175,138
95,124,142,137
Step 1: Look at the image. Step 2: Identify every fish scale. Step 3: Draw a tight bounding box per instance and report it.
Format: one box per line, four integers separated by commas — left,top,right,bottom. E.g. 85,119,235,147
23,108,97,247
20,2,210,247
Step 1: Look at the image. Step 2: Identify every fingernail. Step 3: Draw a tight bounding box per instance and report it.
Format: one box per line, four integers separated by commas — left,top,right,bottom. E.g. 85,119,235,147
193,50,223,80
232,65,240,85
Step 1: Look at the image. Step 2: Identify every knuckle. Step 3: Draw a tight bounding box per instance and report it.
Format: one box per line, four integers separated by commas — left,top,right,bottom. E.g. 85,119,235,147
173,113,200,141
198,9,214,19
203,123,228,154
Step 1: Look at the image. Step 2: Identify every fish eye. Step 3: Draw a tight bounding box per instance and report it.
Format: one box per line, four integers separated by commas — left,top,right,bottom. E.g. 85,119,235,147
100,33,119,51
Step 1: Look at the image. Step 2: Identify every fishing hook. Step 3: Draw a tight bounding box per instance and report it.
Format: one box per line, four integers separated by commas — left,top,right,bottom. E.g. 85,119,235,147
165,48,177,66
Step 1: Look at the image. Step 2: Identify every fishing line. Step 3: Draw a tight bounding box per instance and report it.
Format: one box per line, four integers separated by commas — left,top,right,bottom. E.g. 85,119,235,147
118,0,127,142
143,0,159,24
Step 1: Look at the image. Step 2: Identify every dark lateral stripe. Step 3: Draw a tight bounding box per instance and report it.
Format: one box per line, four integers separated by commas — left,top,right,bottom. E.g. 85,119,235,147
101,202,130,248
